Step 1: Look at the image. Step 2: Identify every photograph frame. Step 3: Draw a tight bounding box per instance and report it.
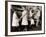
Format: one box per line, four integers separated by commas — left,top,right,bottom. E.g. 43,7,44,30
5,1,45,36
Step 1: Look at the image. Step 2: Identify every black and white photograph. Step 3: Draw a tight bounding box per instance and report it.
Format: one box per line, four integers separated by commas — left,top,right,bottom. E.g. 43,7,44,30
6,1,45,35
11,5,42,32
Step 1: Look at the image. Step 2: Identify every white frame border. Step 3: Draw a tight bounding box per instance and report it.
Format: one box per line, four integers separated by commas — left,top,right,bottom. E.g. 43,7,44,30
7,2,45,35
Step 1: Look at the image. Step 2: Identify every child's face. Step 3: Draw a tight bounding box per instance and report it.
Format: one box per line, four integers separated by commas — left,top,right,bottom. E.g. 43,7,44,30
31,7,38,14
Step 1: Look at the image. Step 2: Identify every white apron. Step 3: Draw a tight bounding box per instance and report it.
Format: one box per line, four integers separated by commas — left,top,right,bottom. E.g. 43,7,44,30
21,10,28,25
12,11,19,26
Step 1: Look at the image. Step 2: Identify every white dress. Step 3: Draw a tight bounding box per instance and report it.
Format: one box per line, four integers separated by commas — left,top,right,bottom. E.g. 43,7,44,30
31,18,34,25
34,10,40,26
21,10,28,25
29,10,35,25
12,11,19,26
